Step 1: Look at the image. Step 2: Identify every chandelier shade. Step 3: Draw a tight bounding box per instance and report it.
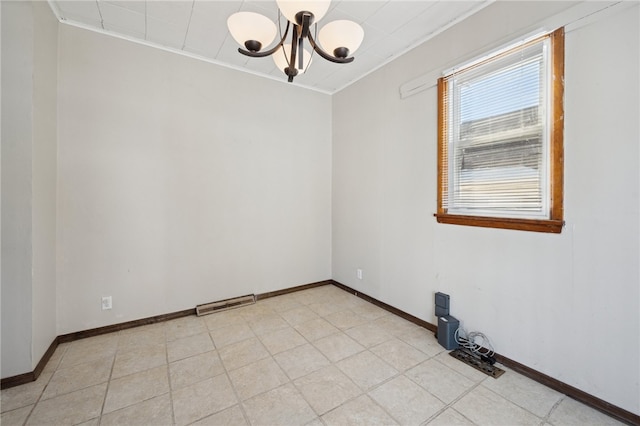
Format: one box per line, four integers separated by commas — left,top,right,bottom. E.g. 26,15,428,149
276,0,331,24
273,44,313,75
226,0,364,82
227,12,277,52
319,20,365,58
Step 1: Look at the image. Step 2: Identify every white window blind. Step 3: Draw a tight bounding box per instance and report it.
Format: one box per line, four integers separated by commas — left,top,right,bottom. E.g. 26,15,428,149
442,37,551,219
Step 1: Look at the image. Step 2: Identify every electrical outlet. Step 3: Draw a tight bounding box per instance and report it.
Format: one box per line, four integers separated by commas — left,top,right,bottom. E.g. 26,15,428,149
357,268,363,280
101,296,112,310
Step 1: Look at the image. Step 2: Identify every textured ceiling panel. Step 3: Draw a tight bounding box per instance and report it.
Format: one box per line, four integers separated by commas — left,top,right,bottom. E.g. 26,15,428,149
48,0,492,94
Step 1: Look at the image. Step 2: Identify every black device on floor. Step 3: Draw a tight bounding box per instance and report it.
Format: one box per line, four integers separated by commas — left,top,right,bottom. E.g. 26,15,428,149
434,292,459,350
437,315,459,350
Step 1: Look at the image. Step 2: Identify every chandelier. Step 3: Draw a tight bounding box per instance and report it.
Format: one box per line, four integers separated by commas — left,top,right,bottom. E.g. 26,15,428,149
226,1,364,82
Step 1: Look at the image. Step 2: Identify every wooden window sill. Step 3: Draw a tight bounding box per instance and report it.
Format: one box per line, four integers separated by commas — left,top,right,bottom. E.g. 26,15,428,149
434,213,564,233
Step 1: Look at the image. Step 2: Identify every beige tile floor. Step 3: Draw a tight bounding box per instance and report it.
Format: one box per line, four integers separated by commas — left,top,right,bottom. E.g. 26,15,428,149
1,285,625,425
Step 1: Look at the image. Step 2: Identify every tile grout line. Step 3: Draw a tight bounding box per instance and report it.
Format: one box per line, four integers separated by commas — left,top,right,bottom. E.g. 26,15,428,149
318,357,401,424
261,291,454,423
267,301,336,423
182,292,435,423
321,317,485,425
542,395,566,425
26,337,117,424
166,318,219,424
285,304,344,424
19,346,63,426
96,332,120,425
156,298,424,420
476,380,549,424
275,294,429,424
248,302,316,423
256,295,356,422
358,349,455,425
18,370,55,425
414,366,487,425
322,294,420,422
163,324,177,426
215,328,253,426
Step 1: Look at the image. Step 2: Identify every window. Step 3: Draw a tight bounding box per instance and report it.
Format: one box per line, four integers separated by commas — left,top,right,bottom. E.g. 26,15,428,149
436,28,564,233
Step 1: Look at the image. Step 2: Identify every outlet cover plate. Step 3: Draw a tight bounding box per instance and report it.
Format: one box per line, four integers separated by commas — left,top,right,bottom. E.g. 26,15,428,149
101,296,112,310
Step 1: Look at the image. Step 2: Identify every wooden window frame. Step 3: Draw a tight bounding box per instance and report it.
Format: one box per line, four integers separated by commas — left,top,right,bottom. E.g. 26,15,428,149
435,28,565,233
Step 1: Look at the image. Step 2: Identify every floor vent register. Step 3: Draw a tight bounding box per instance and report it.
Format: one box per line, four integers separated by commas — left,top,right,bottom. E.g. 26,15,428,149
449,348,505,378
196,294,256,316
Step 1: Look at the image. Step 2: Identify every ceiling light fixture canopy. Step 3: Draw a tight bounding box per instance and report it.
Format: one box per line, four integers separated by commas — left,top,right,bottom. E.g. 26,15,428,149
226,0,364,82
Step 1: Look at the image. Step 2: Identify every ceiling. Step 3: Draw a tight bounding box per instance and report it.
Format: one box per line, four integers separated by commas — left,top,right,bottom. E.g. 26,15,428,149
48,0,492,94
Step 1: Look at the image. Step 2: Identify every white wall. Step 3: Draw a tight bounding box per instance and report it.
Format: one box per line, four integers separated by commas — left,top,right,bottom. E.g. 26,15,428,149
56,26,332,334
332,1,639,415
31,0,58,371
1,0,34,378
1,1,58,377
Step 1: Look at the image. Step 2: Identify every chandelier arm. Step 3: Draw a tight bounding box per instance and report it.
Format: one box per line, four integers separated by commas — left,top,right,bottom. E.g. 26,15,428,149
288,26,299,82
300,12,312,39
237,21,291,58
298,30,304,70
306,31,354,64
